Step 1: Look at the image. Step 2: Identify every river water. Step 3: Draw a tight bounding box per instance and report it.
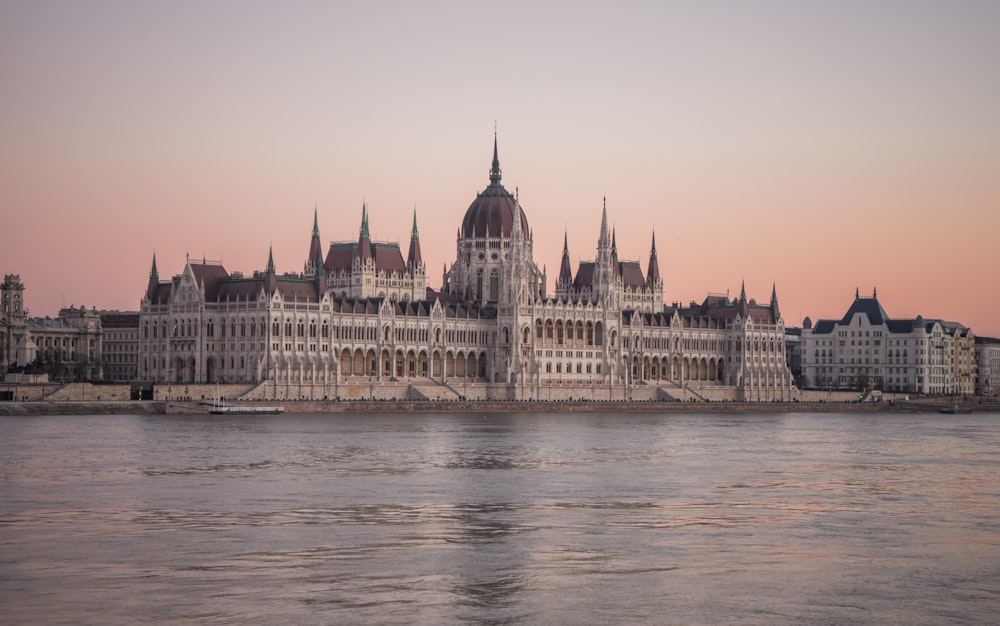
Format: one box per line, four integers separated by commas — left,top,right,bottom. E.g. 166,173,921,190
1,411,998,625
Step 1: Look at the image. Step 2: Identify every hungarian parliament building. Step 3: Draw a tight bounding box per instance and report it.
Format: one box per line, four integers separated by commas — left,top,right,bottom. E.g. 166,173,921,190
138,138,795,401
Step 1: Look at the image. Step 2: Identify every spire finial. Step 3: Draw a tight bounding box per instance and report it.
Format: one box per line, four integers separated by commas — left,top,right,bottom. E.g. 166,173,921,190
411,207,419,241
150,252,158,280
313,204,320,237
266,244,275,274
741,279,747,302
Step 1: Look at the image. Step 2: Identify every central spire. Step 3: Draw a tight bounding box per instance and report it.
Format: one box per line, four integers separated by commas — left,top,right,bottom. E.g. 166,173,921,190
490,130,502,185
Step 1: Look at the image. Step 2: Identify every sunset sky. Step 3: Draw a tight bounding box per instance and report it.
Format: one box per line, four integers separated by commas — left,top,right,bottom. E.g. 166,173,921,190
2,2,998,335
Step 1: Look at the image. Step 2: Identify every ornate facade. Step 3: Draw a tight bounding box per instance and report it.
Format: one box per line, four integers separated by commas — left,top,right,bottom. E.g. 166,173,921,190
138,138,795,400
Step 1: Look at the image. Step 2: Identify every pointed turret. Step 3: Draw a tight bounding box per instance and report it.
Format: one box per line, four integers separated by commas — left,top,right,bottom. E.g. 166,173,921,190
406,209,423,268
145,253,160,300
770,282,780,322
646,232,661,285
357,203,372,262
558,230,573,286
305,206,325,276
598,196,610,250
266,245,276,275
611,228,620,276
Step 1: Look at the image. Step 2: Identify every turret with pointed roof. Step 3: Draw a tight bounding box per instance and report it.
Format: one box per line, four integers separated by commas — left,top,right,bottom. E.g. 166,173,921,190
406,209,423,269
356,203,373,263
144,253,160,300
305,206,325,277
770,282,780,322
646,232,661,286
558,230,573,288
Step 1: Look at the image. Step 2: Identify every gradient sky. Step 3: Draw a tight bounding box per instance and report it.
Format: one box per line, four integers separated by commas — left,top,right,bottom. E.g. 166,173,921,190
2,1,998,335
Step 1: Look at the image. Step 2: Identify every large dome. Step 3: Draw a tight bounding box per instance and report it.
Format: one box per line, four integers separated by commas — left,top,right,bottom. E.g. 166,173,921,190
460,138,530,239
461,185,529,238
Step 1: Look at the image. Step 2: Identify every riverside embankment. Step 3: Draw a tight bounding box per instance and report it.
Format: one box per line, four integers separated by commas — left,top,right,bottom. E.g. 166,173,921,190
3,398,996,415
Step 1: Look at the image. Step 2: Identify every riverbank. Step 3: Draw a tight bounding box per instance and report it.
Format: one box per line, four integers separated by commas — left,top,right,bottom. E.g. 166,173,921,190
2,398,996,416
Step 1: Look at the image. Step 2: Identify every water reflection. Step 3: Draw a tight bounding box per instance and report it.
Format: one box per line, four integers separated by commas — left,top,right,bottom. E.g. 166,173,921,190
2,412,999,625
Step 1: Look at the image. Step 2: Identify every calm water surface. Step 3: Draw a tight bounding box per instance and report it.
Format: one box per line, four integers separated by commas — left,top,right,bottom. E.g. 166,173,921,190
1,411,998,624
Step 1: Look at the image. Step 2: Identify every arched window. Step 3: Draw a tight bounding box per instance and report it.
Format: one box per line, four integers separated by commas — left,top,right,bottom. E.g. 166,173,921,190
489,270,499,302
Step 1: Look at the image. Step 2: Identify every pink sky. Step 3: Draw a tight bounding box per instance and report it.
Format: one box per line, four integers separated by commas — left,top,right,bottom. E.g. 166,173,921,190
2,2,998,335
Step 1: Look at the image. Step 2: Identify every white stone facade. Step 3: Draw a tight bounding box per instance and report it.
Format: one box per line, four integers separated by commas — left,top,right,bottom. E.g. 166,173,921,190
138,140,795,401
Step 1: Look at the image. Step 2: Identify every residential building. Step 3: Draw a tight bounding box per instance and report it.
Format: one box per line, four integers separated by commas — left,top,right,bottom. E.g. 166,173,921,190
800,289,975,395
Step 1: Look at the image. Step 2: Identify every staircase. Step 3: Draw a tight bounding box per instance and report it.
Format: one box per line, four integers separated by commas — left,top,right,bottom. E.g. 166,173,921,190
408,380,462,401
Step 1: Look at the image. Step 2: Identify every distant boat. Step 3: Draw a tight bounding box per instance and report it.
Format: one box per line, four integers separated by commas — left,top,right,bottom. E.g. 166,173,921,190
209,405,284,415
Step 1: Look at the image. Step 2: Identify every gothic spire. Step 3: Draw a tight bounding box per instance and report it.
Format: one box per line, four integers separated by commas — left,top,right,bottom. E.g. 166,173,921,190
357,203,372,262
598,196,610,249
558,229,573,286
266,245,276,274
490,130,502,185
406,208,423,268
306,206,324,276
145,253,160,301
611,228,620,276
770,282,780,321
646,231,661,285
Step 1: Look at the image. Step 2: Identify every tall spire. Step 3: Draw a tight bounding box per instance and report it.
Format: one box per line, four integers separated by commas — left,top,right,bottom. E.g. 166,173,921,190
145,253,160,300
266,245,275,274
357,203,372,262
306,206,324,276
406,208,423,268
490,130,502,185
611,228,620,276
740,279,747,302
558,229,573,286
359,203,370,240
646,232,661,285
770,282,780,321
598,196,610,250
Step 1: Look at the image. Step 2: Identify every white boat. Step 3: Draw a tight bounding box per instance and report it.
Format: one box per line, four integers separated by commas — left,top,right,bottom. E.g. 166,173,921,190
209,405,284,415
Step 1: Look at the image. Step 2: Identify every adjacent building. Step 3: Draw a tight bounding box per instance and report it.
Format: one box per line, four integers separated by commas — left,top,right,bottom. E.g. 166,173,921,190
100,311,140,382
800,289,976,395
975,336,1000,397
138,138,795,400
2,274,104,381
